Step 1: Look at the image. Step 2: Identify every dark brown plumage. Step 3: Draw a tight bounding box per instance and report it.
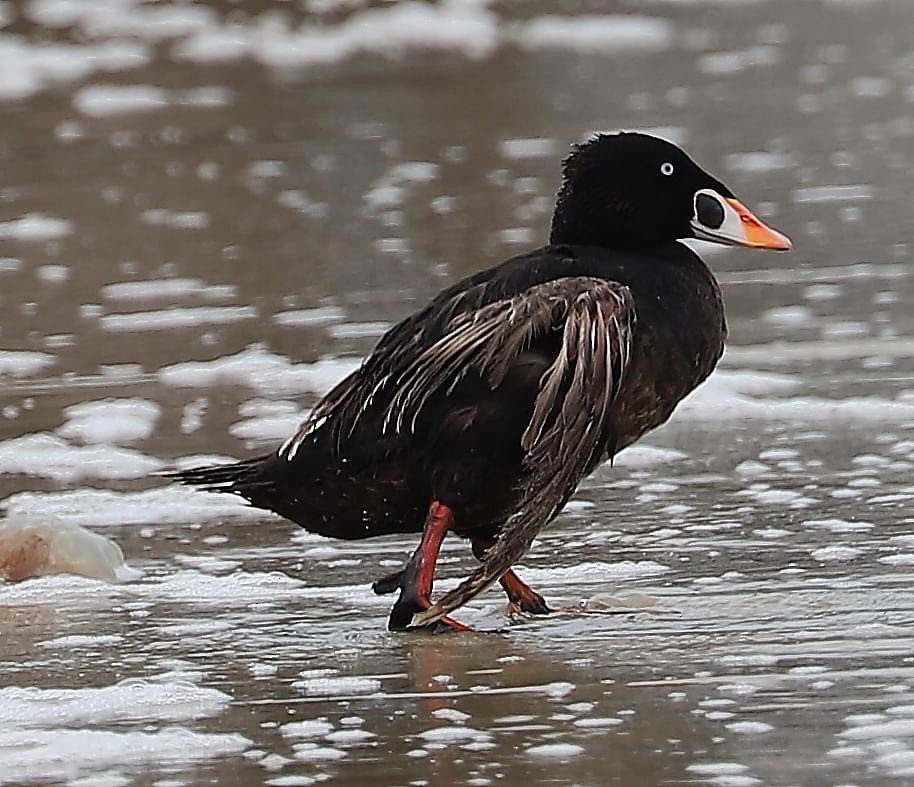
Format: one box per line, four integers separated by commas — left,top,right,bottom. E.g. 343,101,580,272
173,132,791,630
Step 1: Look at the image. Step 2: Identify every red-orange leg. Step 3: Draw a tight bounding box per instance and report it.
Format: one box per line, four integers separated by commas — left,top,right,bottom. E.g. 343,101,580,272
387,501,471,632
471,538,551,615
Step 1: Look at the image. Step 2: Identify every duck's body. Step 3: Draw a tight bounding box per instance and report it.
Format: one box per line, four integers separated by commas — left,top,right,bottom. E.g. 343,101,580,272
194,242,724,540
175,133,790,631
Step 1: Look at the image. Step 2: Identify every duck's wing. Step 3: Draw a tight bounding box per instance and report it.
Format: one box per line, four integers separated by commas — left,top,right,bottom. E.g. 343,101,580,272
276,274,496,459
388,276,635,628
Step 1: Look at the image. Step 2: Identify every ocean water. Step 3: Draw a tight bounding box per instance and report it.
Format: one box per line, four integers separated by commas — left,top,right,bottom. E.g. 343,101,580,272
1,0,913,785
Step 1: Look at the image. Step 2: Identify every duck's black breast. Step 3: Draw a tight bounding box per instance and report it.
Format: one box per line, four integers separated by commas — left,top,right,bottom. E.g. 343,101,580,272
567,242,728,455
464,241,726,458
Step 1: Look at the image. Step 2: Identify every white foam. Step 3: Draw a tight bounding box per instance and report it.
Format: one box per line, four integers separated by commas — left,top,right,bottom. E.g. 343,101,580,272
762,305,814,325
294,677,381,696
273,306,345,327
725,152,795,173
681,370,914,422
687,763,751,776
99,305,258,332
792,184,875,203
803,518,874,533
0,212,72,240
879,554,914,566
418,726,492,744
525,743,584,758
158,346,360,397
725,336,914,364
102,278,225,301
364,161,440,213
290,744,347,762
432,708,471,723
328,321,392,340
497,138,557,160
0,350,56,377
0,36,149,101
611,445,687,468
0,680,230,727
0,727,249,785
0,516,141,583
0,433,163,482
841,718,914,740
725,721,774,734
36,264,69,283
2,485,267,527
698,45,779,74
141,208,210,229
281,720,334,740
28,0,218,39
38,634,124,648
325,729,375,745
512,15,672,52
231,401,305,441
517,560,670,585
174,1,498,66
139,569,313,606
74,84,168,116
574,717,623,728
57,399,161,444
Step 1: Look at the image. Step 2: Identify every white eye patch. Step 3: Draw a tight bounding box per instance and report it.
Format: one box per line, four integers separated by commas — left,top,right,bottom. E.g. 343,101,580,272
660,162,674,176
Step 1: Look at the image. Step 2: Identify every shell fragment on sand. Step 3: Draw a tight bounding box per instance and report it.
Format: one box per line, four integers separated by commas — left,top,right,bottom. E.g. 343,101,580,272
0,516,142,583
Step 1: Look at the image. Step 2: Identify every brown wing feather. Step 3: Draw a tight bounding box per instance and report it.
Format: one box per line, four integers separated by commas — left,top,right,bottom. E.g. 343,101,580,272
409,280,635,628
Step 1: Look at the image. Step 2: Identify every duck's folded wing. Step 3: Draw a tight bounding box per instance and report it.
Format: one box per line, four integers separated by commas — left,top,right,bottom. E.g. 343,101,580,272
404,276,636,628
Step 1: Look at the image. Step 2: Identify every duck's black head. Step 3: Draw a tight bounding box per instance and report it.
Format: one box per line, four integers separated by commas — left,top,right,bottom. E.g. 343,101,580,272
549,132,791,252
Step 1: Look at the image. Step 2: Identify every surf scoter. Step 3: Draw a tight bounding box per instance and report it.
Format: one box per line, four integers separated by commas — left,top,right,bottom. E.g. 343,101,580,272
175,132,791,631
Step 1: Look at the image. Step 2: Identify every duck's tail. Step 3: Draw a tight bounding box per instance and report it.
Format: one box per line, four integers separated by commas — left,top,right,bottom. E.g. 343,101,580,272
167,454,274,496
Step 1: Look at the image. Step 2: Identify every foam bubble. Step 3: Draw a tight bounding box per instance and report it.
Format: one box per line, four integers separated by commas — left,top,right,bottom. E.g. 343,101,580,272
516,560,671,585
174,1,498,66
0,350,56,378
792,184,875,203
611,445,687,468
273,306,345,327
418,726,492,744
512,15,672,52
0,433,163,481
681,370,914,422
58,399,161,444
0,727,249,785
725,721,774,734
2,485,268,527
725,152,795,173
74,84,168,116
809,545,864,563
99,305,258,332
0,36,149,102
525,743,584,758
281,720,334,740
158,346,360,397
101,278,230,301
0,680,231,727
294,677,381,696
0,213,72,240
497,138,557,160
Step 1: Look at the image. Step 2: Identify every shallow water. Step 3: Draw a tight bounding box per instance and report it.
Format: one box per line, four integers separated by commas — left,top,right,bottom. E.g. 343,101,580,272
1,0,914,785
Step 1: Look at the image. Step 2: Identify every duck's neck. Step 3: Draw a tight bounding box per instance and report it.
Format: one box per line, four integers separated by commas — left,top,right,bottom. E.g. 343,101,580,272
549,198,672,251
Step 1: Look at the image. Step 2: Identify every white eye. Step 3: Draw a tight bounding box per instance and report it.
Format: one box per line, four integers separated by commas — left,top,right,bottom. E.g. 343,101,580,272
660,162,675,176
